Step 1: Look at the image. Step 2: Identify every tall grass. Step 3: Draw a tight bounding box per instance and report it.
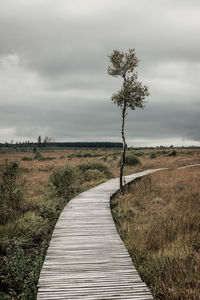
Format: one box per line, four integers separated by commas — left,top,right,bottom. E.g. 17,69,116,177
0,160,114,299
1,149,200,298
77,162,113,179
118,153,141,166
0,161,25,224
111,167,200,300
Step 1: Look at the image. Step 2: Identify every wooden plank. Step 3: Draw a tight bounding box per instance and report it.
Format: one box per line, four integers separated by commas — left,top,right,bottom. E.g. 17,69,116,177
37,169,167,299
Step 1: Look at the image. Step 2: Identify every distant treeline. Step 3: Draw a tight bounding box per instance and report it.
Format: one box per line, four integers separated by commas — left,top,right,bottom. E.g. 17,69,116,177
0,142,199,150
0,142,123,149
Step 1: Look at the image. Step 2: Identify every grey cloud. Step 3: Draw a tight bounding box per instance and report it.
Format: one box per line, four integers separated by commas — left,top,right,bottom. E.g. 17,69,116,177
1,0,200,78
0,96,199,144
0,0,200,145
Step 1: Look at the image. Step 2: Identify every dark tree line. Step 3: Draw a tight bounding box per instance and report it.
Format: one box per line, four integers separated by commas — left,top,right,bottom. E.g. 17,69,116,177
0,142,123,149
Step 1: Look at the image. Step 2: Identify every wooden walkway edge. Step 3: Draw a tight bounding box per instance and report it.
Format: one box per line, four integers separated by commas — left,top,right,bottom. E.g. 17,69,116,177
37,167,190,299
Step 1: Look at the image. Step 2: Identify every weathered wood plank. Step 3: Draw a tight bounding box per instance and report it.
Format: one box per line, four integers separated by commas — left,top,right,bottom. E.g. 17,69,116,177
37,169,168,299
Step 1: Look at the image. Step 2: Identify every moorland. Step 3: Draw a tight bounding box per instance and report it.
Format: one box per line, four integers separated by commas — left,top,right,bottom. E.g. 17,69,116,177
0,146,199,299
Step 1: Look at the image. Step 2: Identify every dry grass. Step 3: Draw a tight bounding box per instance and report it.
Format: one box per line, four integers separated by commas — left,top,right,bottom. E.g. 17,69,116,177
111,167,200,300
0,148,199,203
0,148,200,298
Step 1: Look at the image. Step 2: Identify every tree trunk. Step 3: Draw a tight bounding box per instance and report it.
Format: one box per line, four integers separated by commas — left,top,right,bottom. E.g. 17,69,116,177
120,101,127,192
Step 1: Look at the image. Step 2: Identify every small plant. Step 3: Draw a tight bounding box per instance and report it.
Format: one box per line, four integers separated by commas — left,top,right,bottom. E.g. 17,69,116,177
168,149,177,156
77,162,113,179
118,153,141,166
21,156,33,161
84,169,105,182
38,156,55,161
150,152,157,159
0,243,45,299
68,152,102,159
100,156,107,162
49,165,82,200
134,151,145,157
0,161,25,224
33,150,42,160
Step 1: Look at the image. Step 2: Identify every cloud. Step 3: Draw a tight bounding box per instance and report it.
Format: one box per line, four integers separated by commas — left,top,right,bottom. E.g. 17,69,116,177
0,0,200,146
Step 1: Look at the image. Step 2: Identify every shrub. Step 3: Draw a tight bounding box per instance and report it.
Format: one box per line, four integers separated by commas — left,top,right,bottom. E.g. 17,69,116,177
134,151,145,157
68,152,102,159
0,243,45,299
168,149,177,156
38,189,66,223
33,150,42,160
150,152,157,159
0,161,25,224
77,162,113,179
38,200,59,222
84,169,105,182
0,212,49,245
17,212,49,243
38,156,55,161
118,153,141,166
49,165,82,200
21,156,33,161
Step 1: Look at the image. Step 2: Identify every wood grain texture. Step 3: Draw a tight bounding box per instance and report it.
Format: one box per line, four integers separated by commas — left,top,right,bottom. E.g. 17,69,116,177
37,169,166,299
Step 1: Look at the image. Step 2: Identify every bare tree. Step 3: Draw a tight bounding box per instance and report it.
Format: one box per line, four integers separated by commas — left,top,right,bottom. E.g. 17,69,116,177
108,49,149,191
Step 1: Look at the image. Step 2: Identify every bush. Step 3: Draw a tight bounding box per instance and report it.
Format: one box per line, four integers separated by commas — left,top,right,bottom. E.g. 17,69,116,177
77,162,113,179
38,157,55,161
68,152,102,159
17,212,49,243
150,152,157,159
168,149,177,156
33,150,42,160
118,153,141,166
21,156,33,161
0,212,49,245
0,161,25,224
49,165,82,200
38,190,66,223
84,169,105,182
0,243,45,299
101,156,107,162
38,200,59,223
134,151,145,157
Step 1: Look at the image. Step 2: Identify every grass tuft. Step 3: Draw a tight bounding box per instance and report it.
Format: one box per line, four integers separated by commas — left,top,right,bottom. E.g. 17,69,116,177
118,153,141,166
111,168,200,299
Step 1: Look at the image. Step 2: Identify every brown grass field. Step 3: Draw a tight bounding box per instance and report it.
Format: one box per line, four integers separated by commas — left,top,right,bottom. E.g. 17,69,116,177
0,148,199,203
111,165,200,299
0,147,200,299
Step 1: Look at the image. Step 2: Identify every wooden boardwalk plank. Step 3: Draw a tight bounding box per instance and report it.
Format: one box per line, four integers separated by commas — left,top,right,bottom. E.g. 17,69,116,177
37,169,167,299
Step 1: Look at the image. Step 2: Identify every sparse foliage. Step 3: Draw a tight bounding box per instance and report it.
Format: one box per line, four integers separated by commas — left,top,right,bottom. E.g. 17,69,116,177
33,149,42,160
108,49,149,191
118,153,141,166
49,165,82,201
0,161,25,224
77,162,113,179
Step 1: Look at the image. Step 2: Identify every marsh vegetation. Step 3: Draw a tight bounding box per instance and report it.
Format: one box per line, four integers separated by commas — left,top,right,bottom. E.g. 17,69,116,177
0,147,199,298
111,167,200,299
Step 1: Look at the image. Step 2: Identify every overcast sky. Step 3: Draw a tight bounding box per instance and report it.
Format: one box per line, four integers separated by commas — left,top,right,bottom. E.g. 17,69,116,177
0,0,200,146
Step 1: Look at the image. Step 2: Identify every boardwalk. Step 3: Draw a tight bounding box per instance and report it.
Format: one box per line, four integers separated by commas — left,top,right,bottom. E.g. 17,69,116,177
37,169,165,300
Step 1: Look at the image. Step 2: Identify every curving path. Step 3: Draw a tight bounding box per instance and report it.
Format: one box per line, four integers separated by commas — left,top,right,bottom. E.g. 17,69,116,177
37,164,200,299
37,168,170,300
